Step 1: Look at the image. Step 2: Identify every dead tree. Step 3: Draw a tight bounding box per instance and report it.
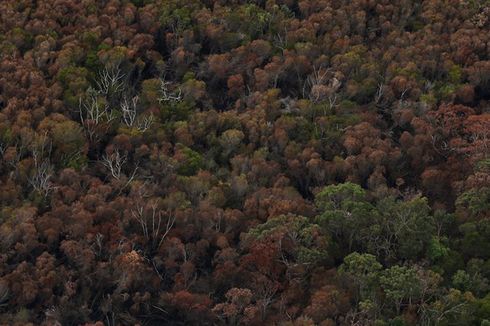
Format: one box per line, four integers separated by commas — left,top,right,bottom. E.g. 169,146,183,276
102,150,133,180
79,87,115,142
28,149,54,199
95,65,125,97
158,77,182,103
131,201,176,251
120,95,154,132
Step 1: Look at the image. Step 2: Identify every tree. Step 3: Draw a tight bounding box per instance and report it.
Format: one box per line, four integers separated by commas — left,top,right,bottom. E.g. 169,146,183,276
174,145,203,176
425,289,477,325
315,183,377,254
379,265,421,314
376,196,436,261
248,214,329,268
212,288,259,325
340,252,382,302
219,129,245,159
303,285,350,324
37,114,86,169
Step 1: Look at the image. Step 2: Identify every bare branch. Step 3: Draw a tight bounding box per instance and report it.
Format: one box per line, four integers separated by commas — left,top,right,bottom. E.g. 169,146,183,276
120,95,154,132
121,95,139,127
136,114,154,132
375,83,385,104
131,201,176,250
95,66,125,96
79,88,114,142
0,282,9,308
28,149,54,198
102,150,128,180
158,77,182,103
303,66,342,108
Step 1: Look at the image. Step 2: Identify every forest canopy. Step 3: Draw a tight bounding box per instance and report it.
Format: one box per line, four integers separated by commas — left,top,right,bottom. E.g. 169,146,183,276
0,0,489,325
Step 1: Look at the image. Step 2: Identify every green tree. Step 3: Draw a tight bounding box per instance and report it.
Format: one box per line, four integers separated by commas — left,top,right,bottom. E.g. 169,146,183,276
340,252,382,301
175,146,203,176
56,66,90,107
376,196,436,261
249,214,329,266
456,187,490,220
379,265,421,314
427,289,477,325
315,183,377,254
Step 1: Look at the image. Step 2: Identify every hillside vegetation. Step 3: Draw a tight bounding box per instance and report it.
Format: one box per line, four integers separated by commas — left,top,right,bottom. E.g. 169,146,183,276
0,0,489,325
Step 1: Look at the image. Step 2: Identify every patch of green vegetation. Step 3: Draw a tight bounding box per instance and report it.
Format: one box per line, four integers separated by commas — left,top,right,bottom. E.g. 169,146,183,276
10,27,33,52
448,64,463,84
158,0,201,33
420,93,437,106
177,146,203,176
63,152,88,171
161,100,194,122
85,50,101,72
225,4,272,41
394,65,422,81
436,83,458,101
56,66,91,107
0,41,17,57
249,214,329,265
0,126,13,145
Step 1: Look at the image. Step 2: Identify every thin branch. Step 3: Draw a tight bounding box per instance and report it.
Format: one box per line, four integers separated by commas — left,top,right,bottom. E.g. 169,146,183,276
96,66,125,96
158,77,182,103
